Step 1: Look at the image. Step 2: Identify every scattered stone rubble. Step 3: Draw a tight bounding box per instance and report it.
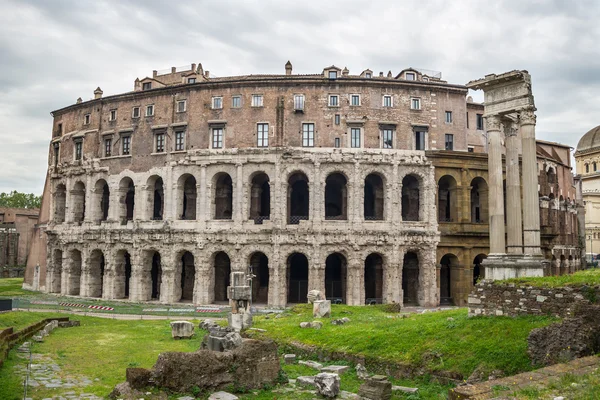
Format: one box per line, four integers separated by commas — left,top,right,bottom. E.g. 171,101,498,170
313,299,331,318
358,375,392,400
314,372,340,398
307,289,324,304
169,321,194,339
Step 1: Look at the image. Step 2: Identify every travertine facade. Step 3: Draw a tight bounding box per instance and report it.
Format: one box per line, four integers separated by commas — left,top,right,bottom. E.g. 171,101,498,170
23,63,583,307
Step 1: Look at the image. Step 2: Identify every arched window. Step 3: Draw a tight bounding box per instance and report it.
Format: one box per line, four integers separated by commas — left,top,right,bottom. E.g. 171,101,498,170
288,172,309,224
470,177,488,223
364,174,384,220
438,175,458,222
586,164,590,173
71,181,86,223
402,175,420,221
214,173,233,220
118,177,135,223
178,174,197,220
325,173,348,220
249,173,270,224
53,184,66,223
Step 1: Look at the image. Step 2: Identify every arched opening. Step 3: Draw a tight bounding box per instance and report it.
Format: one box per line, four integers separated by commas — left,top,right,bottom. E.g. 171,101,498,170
473,254,487,285
439,254,459,305
151,252,162,300
249,252,269,303
214,173,233,220
71,181,86,223
179,251,195,302
286,253,309,303
471,177,488,223
560,254,566,275
364,253,383,304
67,249,82,296
114,250,132,299
325,253,347,303
53,184,66,223
364,174,384,220
249,172,271,224
325,173,348,220
288,172,309,224
402,175,420,221
178,174,197,220
214,251,231,302
438,175,458,222
88,249,105,298
94,179,110,222
402,252,419,305
118,177,135,223
152,177,164,220
50,249,63,293
547,167,556,185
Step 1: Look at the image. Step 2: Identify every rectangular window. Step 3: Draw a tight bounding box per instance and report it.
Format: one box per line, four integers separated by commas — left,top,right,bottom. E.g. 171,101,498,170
122,136,131,155
84,114,90,125
383,95,393,107
294,94,305,111
351,94,360,106
109,110,117,121
365,72,372,78
468,146,474,153
142,82,151,90
74,141,82,160
334,114,340,125
329,95,339,107
132,107,140,118
212,97,222,109
257,123,269,147
146,105,154,117
175,131,185,151
411,98,421,110
406,72,416,80
251,94,263,107
445,134,454,150
335,138,340,148
53,144,59,167
187,78,196,84
177,100,186,113
351,127,361,148
104,138,112,157
302,123,314,147
476,113,484,130
57,123,62,136
212,127,223,149
445,111,453,123
415,131,426,150
382,128,393,149
328,71,337,79
232,96,241,108
155,133,165,153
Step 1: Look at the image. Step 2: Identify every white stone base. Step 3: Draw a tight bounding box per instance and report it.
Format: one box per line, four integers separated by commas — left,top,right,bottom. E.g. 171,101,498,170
482,253,548,280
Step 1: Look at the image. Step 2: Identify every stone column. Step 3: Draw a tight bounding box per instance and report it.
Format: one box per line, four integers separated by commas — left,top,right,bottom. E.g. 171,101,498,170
235,163,243,222
199,165,207,222
460,169,470,223
520,108,542,255
485,115,506,254
504,120,523,254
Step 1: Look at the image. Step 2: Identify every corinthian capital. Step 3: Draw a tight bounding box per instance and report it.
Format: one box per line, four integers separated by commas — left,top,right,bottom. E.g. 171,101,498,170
519,108,537,126
484,115,502,131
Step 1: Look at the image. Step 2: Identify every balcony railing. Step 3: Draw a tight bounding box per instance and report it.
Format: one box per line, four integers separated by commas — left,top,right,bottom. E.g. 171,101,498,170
288,215,308,225
364,215,384,221
253,215,270,225
324,215,347,221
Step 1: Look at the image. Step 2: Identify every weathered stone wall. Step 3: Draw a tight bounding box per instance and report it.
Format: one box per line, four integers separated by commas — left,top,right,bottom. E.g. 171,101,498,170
0,225,19,267
468,280,600,317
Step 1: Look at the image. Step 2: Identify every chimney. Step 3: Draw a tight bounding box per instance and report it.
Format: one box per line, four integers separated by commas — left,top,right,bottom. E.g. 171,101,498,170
387,71,392,78
379,72,384,77
205,71,210,78
76,97,82,104
171,66,176,73
153,70,157,78
134,78,141,91
197,63,204,75
94,87,103,99
191,63,196,72
342,67,349,76
285,60,292,75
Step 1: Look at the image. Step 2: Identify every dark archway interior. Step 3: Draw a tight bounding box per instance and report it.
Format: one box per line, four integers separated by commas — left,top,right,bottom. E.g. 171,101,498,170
153,178,164,220
214,252,231,301
182,176,197,220
364,174,384,220
250,252,269,303
325,253,347,303
180,252,195,301
124,252,131,298
288,173,309,224
215,174,233,219
101,183,110,221
402,252,419,305
287,253,308,303
364,253,383,303
402,176,420,221
125,180,135,221
250,173,270,223
151,252,162,300
325,173,347,220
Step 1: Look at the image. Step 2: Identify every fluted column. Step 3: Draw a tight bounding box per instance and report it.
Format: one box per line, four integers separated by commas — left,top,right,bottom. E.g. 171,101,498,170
486,115,506,254
504,120,523,254
519,108,542,255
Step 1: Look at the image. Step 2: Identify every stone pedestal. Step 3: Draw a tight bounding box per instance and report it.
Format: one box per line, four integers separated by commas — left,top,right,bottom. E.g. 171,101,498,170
482,254,548,280
313,300,331,318
227,271,252,331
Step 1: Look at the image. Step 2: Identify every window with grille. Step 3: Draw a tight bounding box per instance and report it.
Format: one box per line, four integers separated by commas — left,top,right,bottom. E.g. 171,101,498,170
122,136,131,155
351,127,361,148
382,128,393,149
302,123,314,147
155,133,165,153
175,131,185,151
257,123,269,147
212,128,223,148
104,138,112,157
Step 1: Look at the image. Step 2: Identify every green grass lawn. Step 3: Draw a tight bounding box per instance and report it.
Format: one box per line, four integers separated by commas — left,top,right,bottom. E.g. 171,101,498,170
499,267,600,287
0,310,67,330
0,278,30,297
249,305,556,379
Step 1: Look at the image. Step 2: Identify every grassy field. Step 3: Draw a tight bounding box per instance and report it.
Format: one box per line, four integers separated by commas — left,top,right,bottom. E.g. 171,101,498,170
500,267,600,288
0,278,30,297
249,304,556,379
512,369,600,399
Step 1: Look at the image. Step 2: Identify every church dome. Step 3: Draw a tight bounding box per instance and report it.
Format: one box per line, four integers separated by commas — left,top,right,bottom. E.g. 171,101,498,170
577,125,600,154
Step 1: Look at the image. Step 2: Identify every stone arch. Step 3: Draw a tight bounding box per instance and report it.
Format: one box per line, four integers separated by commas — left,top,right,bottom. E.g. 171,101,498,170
49,248,63,293
364,253,384,304
176,251,195,302
150,251,162,300
473,254,487,285
402,174,420,221
114,249,132,299
439,253,459,305
66,248,82,296
325,252,347,303
470,177,488,223
547,167,556,184
438,175,458,222
213,251,231,302
286,252,309,303
325,172,348,220
177,174,197,220
93,179,110,222
249,251,269,303
53,184,66,223
118,177,135,223
146,175,164,220
71,181,86,223
402,251,419,305
288,171,310,224
88,249,106,298
364,173,385,220
213,173,233,220
249,172,270,223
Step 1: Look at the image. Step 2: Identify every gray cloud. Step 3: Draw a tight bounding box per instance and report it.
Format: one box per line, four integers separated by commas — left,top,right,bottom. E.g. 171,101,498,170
1,0,599,194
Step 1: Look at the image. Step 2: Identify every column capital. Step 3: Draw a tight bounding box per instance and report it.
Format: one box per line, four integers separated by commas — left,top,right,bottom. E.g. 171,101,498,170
519,108,537,126
484,114,502,131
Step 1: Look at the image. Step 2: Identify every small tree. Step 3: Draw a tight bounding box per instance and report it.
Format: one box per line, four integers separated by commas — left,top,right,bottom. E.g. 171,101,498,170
0,191,42,209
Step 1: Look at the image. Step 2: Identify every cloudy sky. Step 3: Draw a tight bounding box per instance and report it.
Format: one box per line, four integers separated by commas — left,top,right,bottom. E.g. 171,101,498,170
1,0,599,195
